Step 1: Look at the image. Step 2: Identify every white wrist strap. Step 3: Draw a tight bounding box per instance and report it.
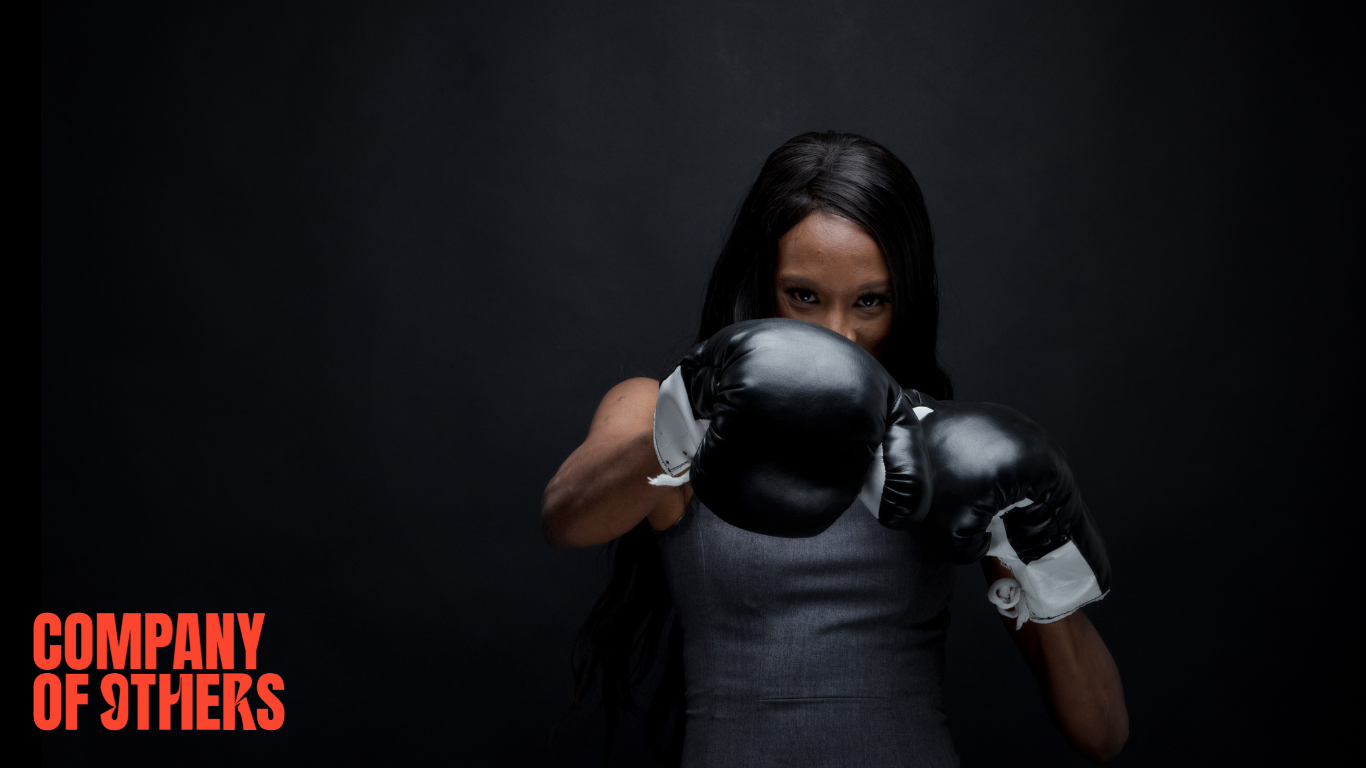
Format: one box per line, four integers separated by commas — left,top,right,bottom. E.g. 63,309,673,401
987,577,1030,630
985,500,1106,625
648,471,691,487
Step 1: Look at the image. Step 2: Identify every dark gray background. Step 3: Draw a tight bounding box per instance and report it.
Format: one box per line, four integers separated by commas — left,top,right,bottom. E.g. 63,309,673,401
41,1,1359,765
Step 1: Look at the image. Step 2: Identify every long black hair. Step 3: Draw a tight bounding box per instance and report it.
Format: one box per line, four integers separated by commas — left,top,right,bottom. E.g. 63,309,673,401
568,131,953,765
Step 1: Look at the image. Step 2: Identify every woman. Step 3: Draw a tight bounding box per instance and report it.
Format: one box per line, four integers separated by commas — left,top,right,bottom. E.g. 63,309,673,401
542,132,1127,766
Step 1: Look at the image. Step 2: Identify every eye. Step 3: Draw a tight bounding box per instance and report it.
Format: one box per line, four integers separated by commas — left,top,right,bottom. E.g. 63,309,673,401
787,288,818,304
856,293,891,308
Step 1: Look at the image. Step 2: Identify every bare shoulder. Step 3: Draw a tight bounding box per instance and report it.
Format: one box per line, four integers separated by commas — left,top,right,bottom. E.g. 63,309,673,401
587,377,660,438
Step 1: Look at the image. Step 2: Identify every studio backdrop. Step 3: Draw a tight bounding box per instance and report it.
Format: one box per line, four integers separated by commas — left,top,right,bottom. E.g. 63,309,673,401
41,1,1359,765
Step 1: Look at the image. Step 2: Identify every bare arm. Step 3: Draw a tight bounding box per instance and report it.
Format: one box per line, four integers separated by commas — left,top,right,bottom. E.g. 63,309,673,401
541,378,690,547
983,557,1129,763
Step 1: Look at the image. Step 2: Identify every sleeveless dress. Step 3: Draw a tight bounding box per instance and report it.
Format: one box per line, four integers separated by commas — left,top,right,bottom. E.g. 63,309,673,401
655,495,959,768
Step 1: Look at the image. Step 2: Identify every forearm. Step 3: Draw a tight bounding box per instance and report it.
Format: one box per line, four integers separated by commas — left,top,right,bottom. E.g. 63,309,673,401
984,559,1128,763
541,429,671,547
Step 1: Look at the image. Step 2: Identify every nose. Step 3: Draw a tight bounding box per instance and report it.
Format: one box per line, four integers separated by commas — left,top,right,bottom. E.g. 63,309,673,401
825,311,858,344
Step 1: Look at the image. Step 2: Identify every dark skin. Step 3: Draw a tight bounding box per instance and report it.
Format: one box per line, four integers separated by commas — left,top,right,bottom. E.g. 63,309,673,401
541,211,1128,763
982,557,1128,762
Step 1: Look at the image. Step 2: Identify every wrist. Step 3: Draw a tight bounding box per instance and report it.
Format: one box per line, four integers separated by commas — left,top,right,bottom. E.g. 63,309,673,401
981,555,1013,583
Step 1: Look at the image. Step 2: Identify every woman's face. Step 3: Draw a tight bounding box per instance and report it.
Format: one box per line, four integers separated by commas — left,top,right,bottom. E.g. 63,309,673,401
774,211,893,360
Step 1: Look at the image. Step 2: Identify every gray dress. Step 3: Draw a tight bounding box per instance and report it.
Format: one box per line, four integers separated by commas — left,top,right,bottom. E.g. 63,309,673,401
656,495,959,768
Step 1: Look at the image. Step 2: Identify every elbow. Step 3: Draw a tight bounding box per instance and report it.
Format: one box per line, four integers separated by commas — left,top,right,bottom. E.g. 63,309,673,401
1072,712,1128,764
541,511,567,548
1079,735,1128,765
540,475,576,548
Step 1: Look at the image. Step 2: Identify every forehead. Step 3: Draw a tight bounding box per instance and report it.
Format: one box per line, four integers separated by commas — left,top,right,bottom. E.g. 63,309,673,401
776,212,887,282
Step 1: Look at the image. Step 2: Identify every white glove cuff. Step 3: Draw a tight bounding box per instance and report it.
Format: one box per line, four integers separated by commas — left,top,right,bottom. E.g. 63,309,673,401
985,503,1107,625
648,367,709,486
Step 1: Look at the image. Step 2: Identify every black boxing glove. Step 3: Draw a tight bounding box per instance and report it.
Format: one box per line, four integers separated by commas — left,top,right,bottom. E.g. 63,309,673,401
649,318,931,538
917,399,1111,625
